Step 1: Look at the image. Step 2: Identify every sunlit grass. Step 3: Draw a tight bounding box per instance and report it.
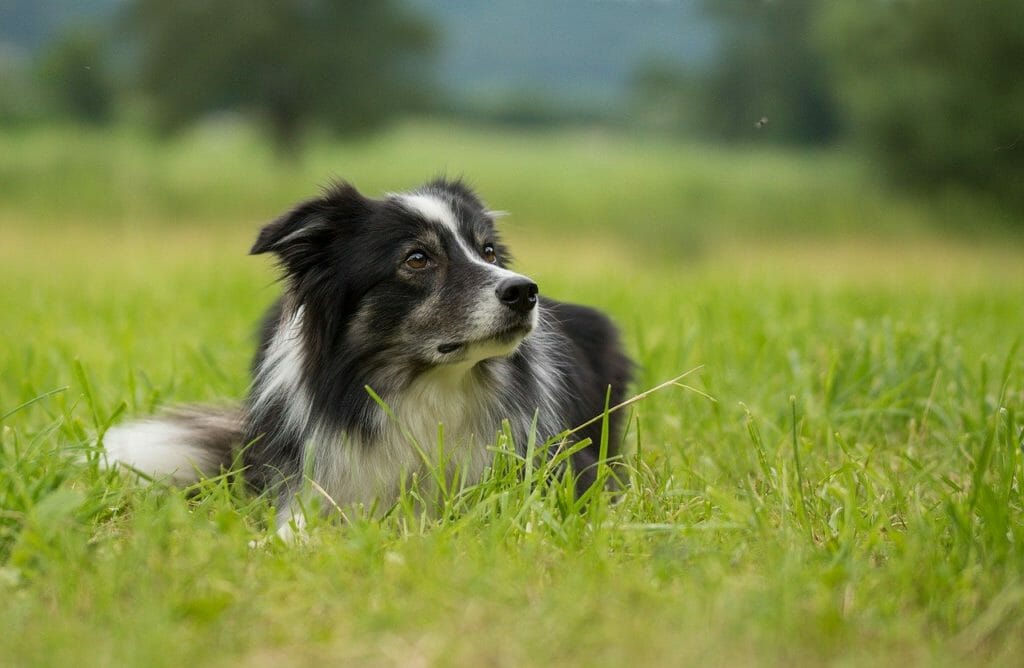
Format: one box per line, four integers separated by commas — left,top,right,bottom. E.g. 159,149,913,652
2,123,1023,666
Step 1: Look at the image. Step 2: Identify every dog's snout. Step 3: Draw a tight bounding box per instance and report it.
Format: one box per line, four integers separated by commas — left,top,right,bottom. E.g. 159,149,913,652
496,277,539,313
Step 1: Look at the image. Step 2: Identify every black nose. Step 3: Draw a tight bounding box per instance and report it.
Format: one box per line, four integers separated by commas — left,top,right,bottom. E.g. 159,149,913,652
496,276,539,313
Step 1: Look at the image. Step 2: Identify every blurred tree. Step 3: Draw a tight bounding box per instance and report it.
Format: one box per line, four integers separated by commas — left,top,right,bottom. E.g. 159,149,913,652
819,1,1024,211
123,0,436,157
0,44,42,123
628,58,704,135
701,0,840,144
38,29,114,124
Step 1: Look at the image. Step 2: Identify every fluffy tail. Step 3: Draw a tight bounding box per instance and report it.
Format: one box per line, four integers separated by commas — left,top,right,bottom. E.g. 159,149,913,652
101,405,244,484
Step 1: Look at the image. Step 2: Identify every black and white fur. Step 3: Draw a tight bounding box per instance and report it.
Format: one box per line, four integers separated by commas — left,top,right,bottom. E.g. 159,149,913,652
103,179,632,535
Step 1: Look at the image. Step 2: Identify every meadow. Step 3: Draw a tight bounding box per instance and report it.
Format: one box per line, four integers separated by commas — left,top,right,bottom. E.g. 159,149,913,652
2,121,1022,666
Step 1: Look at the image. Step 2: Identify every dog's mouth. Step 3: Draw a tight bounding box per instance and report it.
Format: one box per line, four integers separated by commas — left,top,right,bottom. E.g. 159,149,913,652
436,324,532,356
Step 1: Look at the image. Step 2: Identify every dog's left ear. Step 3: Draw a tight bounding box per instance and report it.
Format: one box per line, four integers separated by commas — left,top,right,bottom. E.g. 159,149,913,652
250,181,370,257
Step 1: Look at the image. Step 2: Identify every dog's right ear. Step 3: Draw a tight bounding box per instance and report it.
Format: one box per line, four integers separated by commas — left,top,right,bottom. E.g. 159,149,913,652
249,199,327,257
250,181,370,258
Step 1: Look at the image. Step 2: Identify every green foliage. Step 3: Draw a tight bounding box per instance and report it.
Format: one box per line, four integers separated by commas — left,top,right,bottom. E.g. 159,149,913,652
122,0,436,156
819,0,1024,211
701,0,841,144
37,29,114,124
627,58,705,135
0,45,43,123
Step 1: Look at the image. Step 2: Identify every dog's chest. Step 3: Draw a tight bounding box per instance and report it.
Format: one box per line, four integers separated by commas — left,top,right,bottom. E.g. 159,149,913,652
311,369,502,510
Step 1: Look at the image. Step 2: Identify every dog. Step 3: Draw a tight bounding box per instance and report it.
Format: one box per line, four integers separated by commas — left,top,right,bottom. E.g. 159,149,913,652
103,179,633,536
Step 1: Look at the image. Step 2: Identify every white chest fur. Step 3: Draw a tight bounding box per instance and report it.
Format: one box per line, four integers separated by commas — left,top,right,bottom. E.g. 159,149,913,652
306,364,502,513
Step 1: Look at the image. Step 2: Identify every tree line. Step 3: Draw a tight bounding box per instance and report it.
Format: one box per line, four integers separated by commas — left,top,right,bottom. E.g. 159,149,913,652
3,0,1022,212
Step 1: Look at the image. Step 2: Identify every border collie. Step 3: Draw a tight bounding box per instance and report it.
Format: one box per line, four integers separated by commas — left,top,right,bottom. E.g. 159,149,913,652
103,179,632,535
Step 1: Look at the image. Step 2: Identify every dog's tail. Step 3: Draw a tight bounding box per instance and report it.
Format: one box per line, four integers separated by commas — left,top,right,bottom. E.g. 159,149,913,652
101,405,244,484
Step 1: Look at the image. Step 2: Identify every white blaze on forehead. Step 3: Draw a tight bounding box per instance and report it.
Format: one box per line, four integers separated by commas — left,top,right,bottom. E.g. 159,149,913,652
397,192,492,268
395,191,524,281
397,193,461,236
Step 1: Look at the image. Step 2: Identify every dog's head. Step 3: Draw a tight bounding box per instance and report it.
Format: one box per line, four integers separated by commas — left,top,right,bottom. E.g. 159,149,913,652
252,179,539,371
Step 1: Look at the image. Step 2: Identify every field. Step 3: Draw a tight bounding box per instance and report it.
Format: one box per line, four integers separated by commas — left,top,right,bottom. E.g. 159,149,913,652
2,121,1023,666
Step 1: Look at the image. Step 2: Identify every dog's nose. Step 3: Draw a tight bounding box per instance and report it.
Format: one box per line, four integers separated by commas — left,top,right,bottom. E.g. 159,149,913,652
496,277,539,313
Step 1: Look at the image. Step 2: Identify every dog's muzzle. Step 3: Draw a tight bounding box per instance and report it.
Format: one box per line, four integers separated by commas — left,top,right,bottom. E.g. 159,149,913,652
434,276,539,358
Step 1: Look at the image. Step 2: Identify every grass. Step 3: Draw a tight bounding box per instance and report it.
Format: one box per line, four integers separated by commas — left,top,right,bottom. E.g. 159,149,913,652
2,120,1023,666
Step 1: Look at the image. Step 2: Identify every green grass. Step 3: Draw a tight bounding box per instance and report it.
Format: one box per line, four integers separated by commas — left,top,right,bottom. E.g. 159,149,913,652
2,121,1023,666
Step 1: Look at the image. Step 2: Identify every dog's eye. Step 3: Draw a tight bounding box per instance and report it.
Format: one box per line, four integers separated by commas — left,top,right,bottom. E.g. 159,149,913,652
482,244,497,264
405,251,431,270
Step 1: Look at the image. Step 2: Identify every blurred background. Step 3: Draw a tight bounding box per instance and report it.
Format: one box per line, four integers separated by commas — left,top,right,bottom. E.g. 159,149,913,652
1,0,1022,252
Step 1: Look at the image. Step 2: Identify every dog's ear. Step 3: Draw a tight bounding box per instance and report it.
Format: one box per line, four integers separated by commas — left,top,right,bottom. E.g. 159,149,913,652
249,199,327,256
250,181,370,257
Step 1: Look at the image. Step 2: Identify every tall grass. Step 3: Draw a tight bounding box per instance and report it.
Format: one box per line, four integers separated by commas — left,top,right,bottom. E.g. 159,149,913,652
1,122,1022,666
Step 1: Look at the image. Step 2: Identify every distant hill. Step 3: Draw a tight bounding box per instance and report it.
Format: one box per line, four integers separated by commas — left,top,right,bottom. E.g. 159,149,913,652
1,0,715,110
408,0,715,110
0,0,123,51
